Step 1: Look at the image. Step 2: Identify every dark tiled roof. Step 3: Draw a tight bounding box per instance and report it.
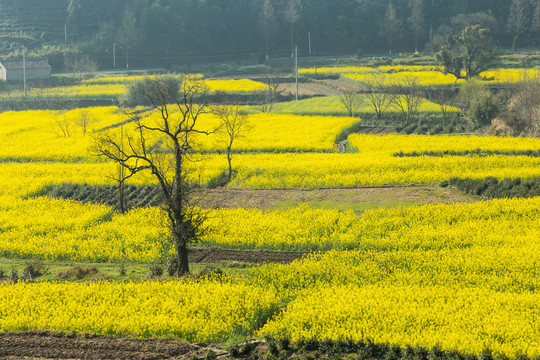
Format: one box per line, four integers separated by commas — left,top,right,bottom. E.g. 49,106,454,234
0,59,51,70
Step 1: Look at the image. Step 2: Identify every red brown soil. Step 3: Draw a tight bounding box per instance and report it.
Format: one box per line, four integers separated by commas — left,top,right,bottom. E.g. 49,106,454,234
0,332,221,360
189,247,307,264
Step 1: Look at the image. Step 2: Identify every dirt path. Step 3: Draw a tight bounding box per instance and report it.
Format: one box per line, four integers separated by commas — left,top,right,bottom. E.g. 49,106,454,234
277,78,359,96
202,185,475,212
189,247,307,264
0,332,215,360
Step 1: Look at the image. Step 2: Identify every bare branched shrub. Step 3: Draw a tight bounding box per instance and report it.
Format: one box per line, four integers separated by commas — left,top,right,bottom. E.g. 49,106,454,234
339,88,363,117
390,78,424,125
75,110,96,135
359,74,393,121
52,115,72,137
506,76,540,136
254,73,281,113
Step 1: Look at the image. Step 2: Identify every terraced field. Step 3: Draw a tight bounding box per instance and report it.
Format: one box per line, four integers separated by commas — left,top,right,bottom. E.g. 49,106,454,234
0,68,538,360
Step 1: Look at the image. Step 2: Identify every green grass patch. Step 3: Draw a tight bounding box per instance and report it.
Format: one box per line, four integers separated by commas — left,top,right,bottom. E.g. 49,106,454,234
0,257,256,283
273,199,417,213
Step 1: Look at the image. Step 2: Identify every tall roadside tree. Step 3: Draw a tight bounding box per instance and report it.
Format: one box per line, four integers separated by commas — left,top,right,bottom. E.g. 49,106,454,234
408,0,425,52
379,1,402,55
435,25,498,80
257,0,277,63
284,0,301,58
92,75,212,275
117,7,140,69
507,0,532,52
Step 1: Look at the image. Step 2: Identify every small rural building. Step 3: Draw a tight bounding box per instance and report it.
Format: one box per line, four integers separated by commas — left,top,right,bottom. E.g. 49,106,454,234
0,59,52,81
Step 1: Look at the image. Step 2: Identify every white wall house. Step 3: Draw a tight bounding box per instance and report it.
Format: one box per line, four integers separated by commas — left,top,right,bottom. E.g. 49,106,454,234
0,59,52,81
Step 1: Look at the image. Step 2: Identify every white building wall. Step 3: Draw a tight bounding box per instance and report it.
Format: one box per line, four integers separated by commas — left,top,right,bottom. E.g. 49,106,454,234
5,68,51,81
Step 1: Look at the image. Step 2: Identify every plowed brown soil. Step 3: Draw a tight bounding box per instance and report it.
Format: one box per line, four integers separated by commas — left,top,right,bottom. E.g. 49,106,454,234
189,247,307,264
0,332,217,360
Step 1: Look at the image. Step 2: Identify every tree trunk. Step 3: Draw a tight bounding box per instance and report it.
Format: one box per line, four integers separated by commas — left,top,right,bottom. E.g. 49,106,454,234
227,149,232,182
176,239,189,275
119,180,125,214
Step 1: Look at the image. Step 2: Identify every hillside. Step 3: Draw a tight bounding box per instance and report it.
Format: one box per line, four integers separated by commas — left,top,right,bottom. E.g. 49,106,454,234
0,0,67,53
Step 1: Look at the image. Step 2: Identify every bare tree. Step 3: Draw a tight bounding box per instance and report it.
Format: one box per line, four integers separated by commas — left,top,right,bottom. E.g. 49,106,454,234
284,0,301,58
508,0,532,52
75,110,96,135
430,87,457,124
359,74,393,121
390,78,424,125
64,54,98,80
212,103,248,182
408,0,425,52
254,73,281,113
117,7,140,69
52,115,72,137
92,75,212,275
339,88,363,117
257,0,277,63
507,74,540,136
379,1,402,54
533,2,540,32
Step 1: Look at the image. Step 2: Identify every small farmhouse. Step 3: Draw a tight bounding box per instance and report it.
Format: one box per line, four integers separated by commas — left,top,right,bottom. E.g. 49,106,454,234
0,59,52,81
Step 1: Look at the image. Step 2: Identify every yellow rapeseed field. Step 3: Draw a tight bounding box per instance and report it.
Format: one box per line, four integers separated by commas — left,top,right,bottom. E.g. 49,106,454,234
301,65,540,87
0,279,280,342
0,90,539,356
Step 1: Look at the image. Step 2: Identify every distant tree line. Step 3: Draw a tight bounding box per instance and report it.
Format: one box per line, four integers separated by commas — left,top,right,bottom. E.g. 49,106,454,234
1,0,534,67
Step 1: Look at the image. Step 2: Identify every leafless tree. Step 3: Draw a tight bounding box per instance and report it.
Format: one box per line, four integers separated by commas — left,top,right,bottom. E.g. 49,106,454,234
390,78,424,125
507,0,532,52
359,74,393,121
75,110,96,135
257,0,277,63
64,54,98,80
379,1,402,54
116,7,140,69
408,0,425,52
254,73,281,113
212,102,248,182
430,87,457,124
284,0,301,58
339,88,363,117
91,75,212,275
52,115,72,137
506,74,540,136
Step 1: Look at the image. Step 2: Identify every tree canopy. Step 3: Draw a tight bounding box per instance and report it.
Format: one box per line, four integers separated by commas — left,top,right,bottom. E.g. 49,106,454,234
7,0,540,67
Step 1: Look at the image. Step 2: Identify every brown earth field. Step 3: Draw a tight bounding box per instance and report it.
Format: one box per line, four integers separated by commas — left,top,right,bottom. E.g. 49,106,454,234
202,184,475,212
0,331,226,360
0,186,474,359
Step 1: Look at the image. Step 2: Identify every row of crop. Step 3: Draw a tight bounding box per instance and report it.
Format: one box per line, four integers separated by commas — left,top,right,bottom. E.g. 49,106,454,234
0,108,362,160
260,94,458,117
0,197,537,261
441,177,540,199
2,107,538,162
0,197,538,356
1,280,538,357
300,66,540,87
0,154,538,201
259,285,540,358
0,279,280,343
0,78,267,101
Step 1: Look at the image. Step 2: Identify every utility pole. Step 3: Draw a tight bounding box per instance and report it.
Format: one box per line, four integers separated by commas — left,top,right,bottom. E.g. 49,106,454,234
308,32,311,55
295,45,298,101
64,23,67,45
23,46,26,99
113,43,116,68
